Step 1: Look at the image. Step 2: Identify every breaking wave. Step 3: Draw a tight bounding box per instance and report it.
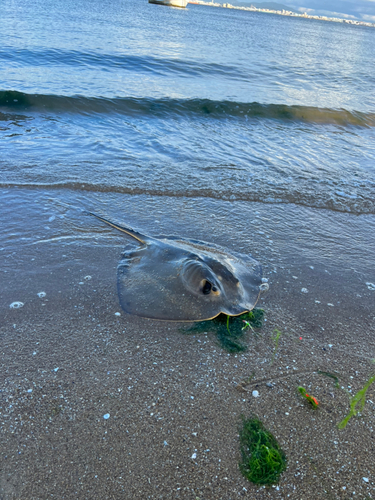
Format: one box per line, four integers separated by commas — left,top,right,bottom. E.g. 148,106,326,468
1,90,374,127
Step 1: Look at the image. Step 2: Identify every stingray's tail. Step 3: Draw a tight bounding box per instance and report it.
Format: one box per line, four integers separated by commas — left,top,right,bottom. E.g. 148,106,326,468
85,211,147,244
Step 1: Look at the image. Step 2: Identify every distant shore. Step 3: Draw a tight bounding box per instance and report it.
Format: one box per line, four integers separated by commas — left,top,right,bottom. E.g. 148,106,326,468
190,1,375,28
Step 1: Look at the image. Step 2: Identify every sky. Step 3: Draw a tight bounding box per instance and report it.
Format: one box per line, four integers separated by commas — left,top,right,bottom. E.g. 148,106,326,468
283,0,375,21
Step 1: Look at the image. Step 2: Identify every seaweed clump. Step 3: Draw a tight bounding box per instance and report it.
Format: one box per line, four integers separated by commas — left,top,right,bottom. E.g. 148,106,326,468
183,309,264,353
239,417,287,485
338,374,375,429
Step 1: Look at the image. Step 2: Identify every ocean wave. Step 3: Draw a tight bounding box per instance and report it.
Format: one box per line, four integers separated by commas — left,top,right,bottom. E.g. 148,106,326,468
1,180,374,215
1,91,374,127
0,49,246,79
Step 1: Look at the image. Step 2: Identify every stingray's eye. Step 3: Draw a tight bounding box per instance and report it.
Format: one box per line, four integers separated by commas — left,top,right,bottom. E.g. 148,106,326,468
181,260,221,297
202,280,212,295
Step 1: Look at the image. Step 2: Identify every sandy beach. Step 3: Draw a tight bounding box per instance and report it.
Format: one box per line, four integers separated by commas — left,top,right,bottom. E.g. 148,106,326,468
1,0,375,496
1,205,374,499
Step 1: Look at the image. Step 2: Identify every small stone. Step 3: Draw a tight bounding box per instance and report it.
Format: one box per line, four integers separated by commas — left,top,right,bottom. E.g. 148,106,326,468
103,413,110,420
252,390,259,398
191,452,197,459
115,312,121,316
327,303,334,306
362,477,369,483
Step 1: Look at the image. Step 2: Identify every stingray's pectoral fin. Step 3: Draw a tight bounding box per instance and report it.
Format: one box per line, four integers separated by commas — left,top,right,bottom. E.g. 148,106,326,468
86,211,147,244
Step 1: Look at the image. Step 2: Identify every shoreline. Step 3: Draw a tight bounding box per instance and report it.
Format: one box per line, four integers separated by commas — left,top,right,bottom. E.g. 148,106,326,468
191,1,375,28
1,195,375,497
1,188,375,498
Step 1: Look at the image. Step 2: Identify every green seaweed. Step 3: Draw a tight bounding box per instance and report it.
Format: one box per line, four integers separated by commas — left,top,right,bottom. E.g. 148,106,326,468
239,416,287,485
183,309,264,353
271,328,283,363
338,374,375,429
317,370,340,388
226,314,231,335
298,386,319,408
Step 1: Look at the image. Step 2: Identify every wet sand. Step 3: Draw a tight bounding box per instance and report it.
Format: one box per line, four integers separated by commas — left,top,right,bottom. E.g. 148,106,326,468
1,229,375,500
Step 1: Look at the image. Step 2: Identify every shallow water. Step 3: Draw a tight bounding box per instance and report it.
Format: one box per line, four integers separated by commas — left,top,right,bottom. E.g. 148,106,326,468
1,188,374,322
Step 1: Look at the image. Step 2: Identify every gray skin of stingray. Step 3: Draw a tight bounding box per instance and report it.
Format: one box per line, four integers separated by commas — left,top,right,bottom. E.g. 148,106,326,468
88,212,263,322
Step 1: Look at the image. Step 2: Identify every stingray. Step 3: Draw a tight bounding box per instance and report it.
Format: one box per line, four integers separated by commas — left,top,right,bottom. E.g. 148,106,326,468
88,212,265,322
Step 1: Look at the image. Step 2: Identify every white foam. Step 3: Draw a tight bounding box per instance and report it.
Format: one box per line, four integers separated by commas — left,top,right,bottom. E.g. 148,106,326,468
10,301,24,309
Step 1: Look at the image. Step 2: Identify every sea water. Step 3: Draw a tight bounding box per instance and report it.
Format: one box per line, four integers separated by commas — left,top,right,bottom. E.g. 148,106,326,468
1,0,375,307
